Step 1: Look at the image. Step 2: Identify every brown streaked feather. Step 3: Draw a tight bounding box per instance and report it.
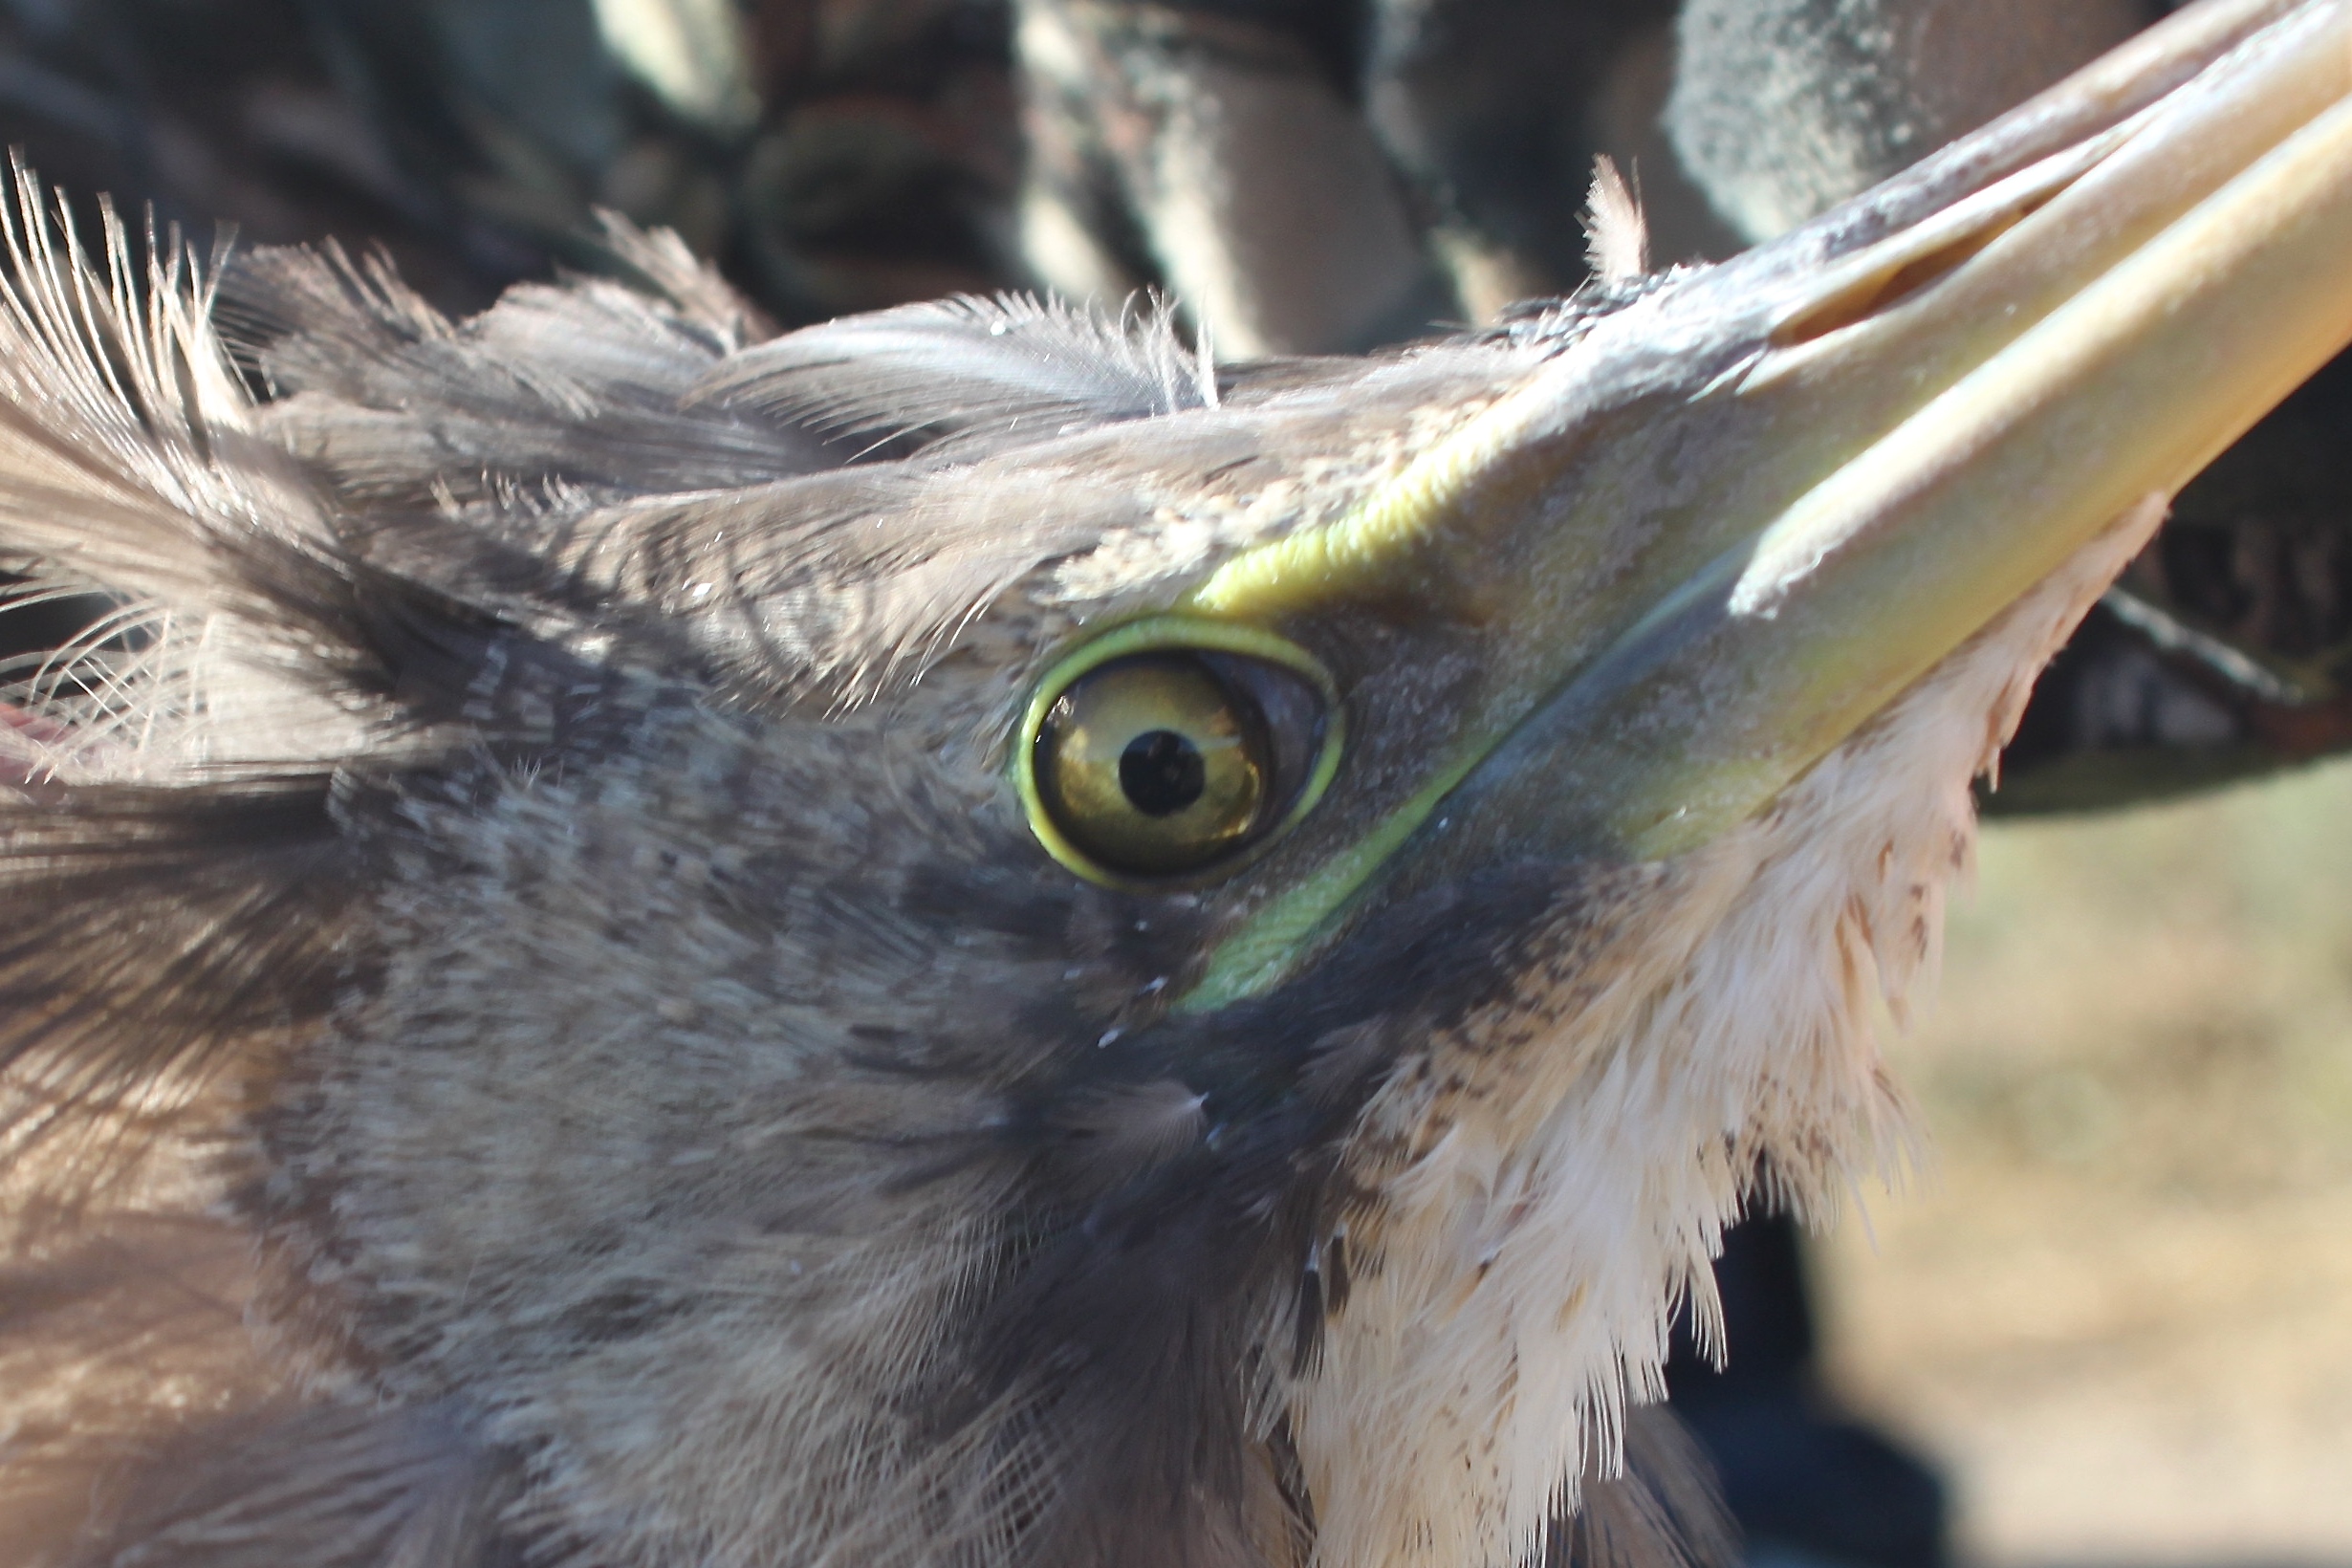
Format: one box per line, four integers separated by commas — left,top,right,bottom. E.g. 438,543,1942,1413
0,781,352,1164
45,1403,522,1568
229,242,827,511
217,237,1281,714
0,1205,289,1568
544,465,1122,706
689,293,1214,459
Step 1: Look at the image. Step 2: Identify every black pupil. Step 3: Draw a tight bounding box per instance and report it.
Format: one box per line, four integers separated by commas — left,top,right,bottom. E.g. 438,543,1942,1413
1119,730,1207,817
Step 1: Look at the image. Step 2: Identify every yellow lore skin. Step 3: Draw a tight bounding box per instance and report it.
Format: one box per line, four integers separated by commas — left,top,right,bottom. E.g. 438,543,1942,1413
1153,0,2352,1008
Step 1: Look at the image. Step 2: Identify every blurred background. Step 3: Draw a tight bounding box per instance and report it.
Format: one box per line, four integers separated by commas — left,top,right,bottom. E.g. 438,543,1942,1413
1821,763,2352,1568
0,1,2344,1564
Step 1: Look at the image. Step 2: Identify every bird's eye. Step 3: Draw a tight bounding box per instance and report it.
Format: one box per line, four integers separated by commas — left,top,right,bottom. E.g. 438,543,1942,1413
1036,656,1267,874
1020,620,1340,885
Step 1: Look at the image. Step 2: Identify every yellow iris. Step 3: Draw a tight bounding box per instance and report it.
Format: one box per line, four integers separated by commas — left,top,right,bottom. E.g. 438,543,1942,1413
1034,654,1270,876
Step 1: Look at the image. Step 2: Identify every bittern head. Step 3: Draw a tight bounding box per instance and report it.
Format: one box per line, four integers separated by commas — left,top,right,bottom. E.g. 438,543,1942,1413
3,3,2349,1566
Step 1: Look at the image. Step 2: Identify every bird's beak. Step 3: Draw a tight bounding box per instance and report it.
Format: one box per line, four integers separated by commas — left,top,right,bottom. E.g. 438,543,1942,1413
1184,0,2352,1007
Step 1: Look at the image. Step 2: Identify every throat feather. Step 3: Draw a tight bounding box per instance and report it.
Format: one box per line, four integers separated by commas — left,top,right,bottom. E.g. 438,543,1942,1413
1287,496,2167,1568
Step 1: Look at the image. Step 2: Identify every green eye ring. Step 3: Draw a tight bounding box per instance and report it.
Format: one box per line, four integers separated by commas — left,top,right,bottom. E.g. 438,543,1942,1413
1017,616,1345,889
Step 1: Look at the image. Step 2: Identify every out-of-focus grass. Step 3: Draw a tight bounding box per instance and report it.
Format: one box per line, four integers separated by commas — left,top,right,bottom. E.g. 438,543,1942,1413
1820,761,2352,1567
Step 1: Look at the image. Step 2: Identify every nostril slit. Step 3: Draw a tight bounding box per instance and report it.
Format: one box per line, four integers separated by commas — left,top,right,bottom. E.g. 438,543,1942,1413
1772,196,2055,347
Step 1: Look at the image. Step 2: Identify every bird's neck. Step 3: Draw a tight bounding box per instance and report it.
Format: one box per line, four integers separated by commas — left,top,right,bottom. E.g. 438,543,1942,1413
1284,501,2161,1568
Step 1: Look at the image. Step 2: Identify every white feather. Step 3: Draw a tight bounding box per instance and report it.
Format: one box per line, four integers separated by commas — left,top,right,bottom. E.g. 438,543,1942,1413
1290,495,2167,1568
